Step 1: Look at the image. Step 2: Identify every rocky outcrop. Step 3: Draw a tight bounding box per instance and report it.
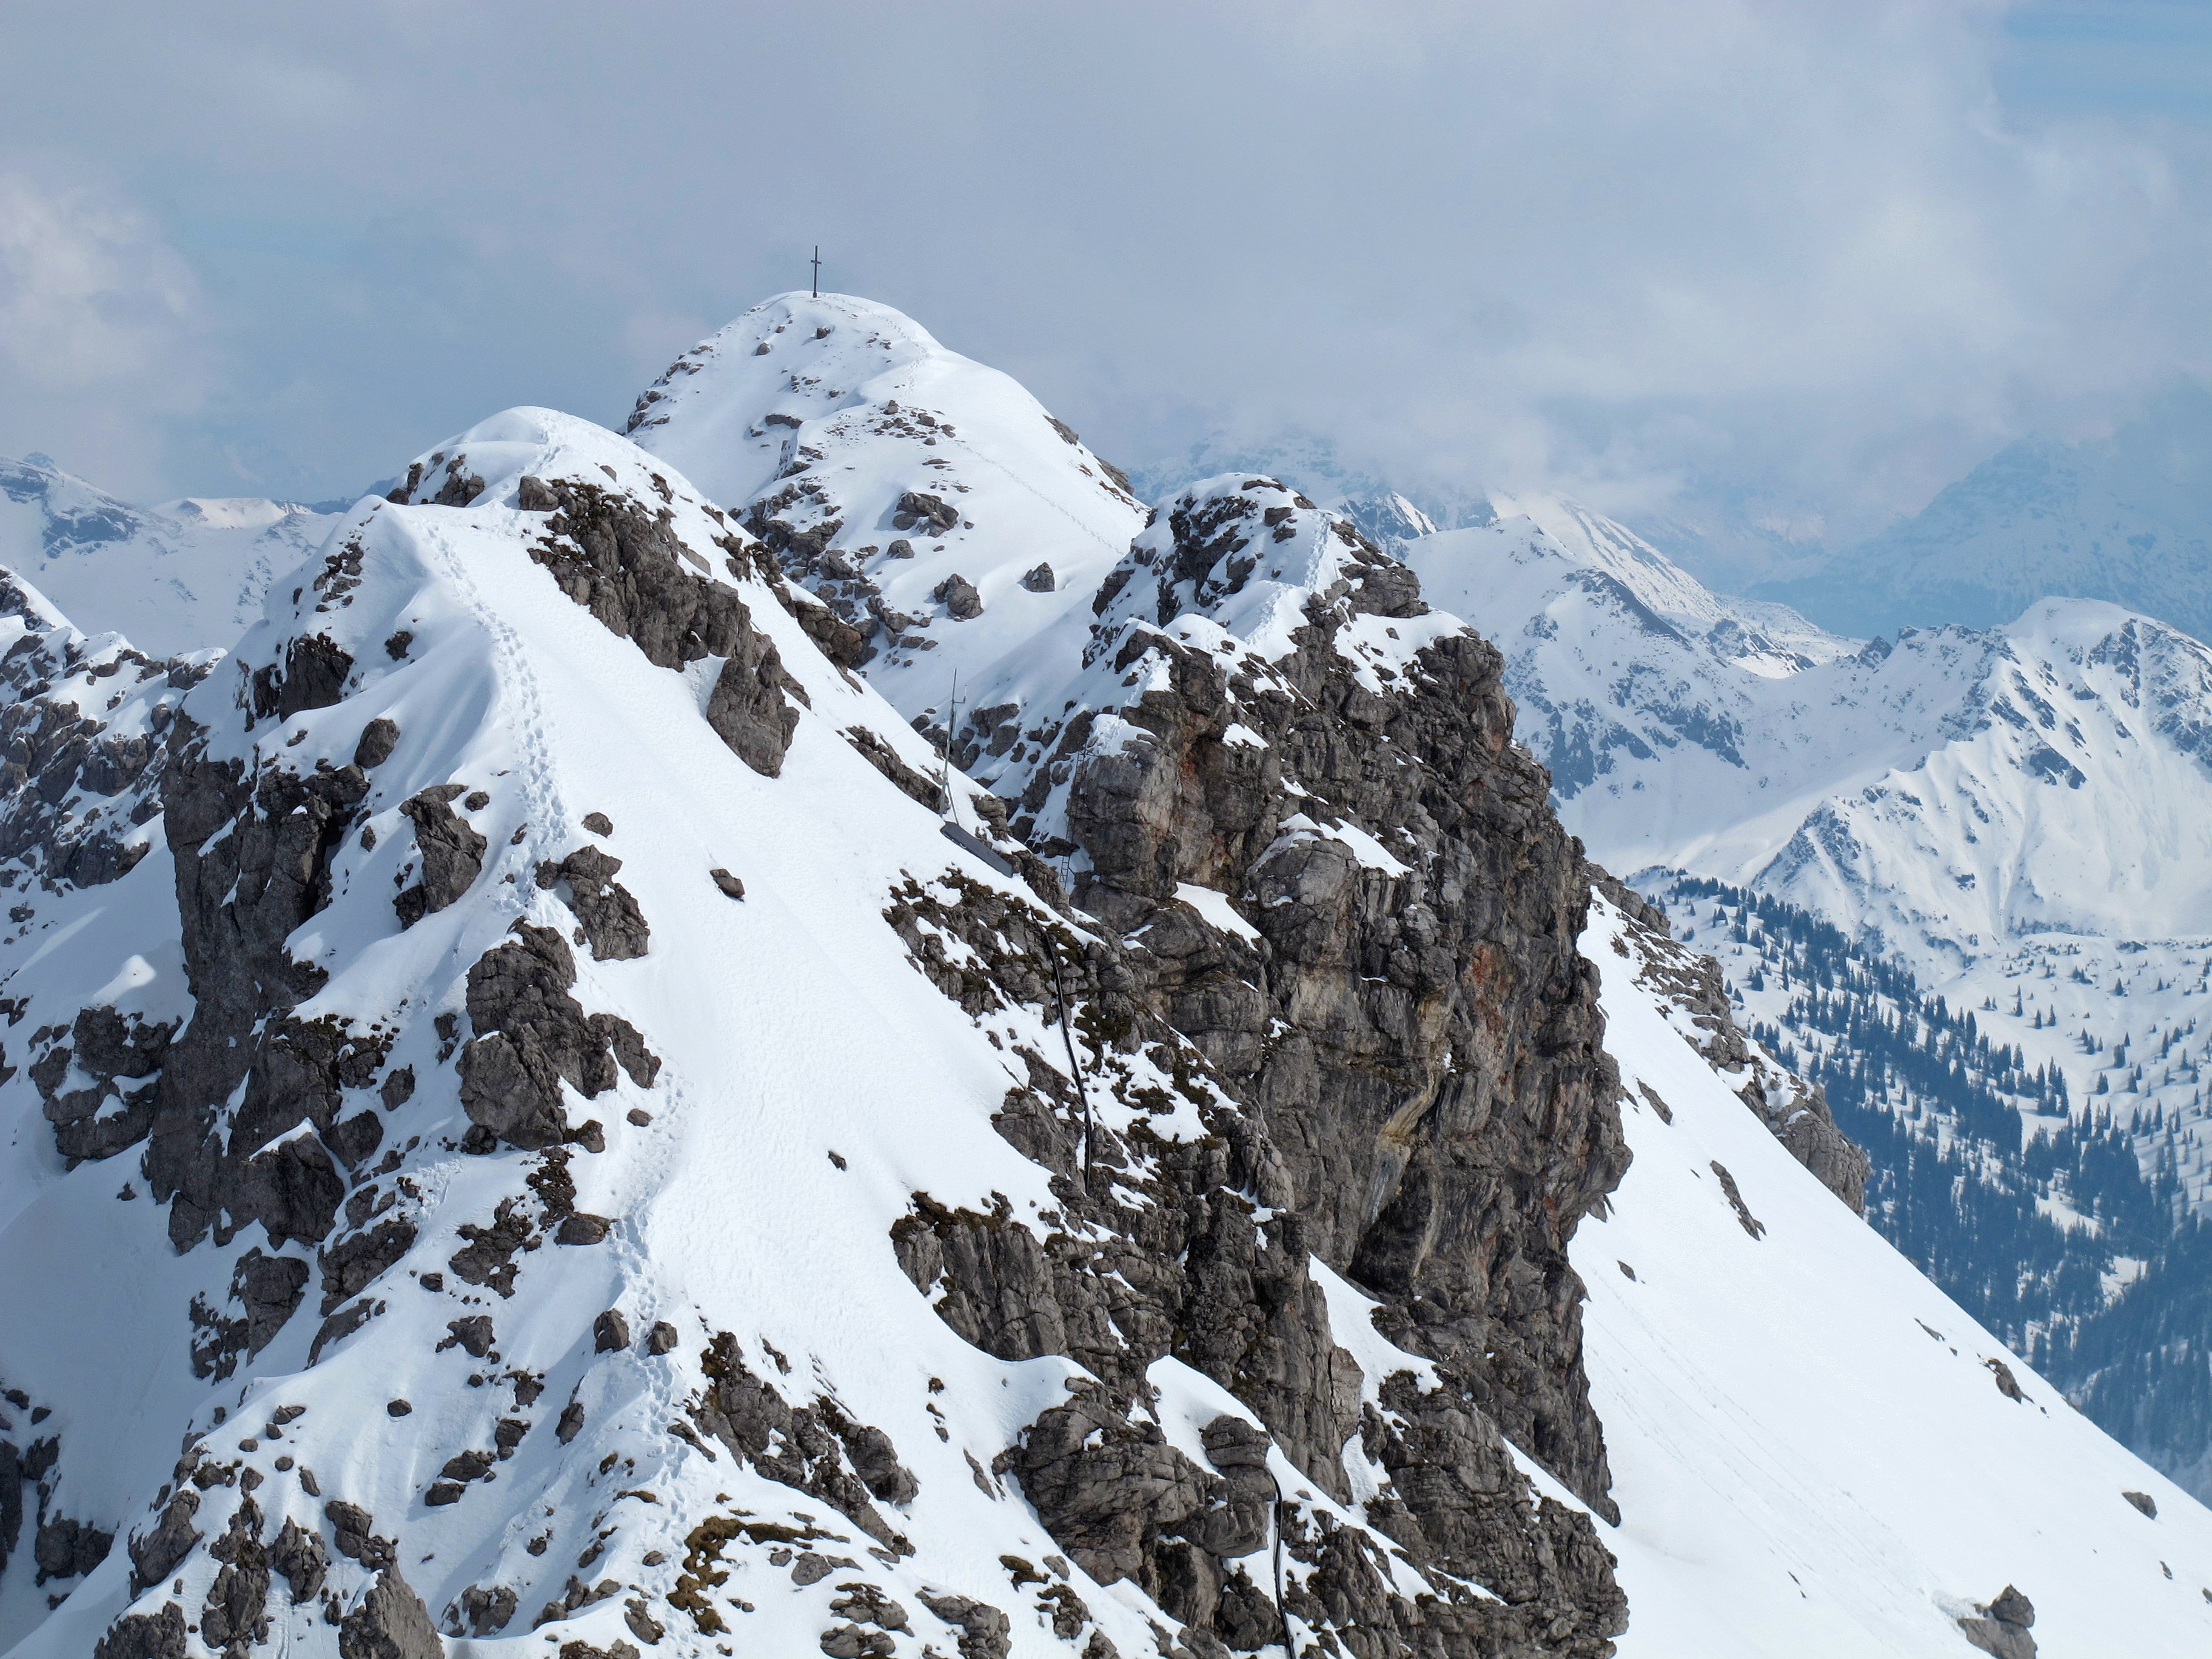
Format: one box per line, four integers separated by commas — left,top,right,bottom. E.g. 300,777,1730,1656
394,786,487,927
534,845,649,961
969,477,1630,1516
338,1566,444,1659
688,1332,917,1553
139,714,374,1248
457,920,658,1151
523,477,803,776
0,570,198,902
882,859,1627,1654
1959,1584,2036,1658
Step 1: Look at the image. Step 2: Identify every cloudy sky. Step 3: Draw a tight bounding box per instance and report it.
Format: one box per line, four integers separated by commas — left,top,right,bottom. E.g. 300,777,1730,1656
5,1,2208,579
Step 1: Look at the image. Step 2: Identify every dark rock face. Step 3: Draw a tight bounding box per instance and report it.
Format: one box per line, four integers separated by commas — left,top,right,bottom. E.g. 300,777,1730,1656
129,1489,201,1592
933,574,984,621
338,1566,444,1659
523,477,803,777
138,717,378,1248
34,1513,113,1583
252,634,355,725
190,1248,312,1378
394,786,487,927
865,480,1644,1651
1959,1583,2037,1659
896,491,959,536
881,868,1626,1654
844,727,944,812
981,480,1629,1515
0,571,192,897
689,1332,916,1555
916,1589,1011,1659
200,1497,271,1657
93,1602,187,1659
458,921,659,1150
269,1517,328,1601
535,845,649,960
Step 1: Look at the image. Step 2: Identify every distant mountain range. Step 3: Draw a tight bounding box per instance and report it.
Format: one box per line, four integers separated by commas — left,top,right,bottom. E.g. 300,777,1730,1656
0,452,341,657
1755,385,2212,646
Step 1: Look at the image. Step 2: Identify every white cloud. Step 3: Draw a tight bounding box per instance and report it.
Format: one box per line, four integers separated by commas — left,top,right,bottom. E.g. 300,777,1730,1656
0,169,207,491
0,0,2207,555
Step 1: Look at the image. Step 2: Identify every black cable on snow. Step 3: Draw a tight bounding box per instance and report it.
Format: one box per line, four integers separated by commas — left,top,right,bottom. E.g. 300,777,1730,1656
1267,1466,1295,1655
1049,936,1094,1188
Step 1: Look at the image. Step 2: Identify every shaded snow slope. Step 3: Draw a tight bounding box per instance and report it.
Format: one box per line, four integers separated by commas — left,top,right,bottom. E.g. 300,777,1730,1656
1580,894,2212,1657
628,292,1147,731
0,454,338,657
1411,518,2212,973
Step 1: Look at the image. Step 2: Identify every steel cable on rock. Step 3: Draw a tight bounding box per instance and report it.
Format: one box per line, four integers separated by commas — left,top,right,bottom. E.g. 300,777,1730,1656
1048,936,1094,1188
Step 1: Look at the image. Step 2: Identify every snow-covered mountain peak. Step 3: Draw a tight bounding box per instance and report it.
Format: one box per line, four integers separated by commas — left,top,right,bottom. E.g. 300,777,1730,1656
1488,494,1733,634
629,293,1147,730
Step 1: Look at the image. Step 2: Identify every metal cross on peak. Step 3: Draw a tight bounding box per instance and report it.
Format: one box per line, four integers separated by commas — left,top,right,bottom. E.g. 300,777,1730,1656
811,246,821,298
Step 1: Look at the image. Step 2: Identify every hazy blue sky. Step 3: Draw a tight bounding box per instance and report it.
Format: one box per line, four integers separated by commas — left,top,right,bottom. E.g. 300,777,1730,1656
4,2,2208,575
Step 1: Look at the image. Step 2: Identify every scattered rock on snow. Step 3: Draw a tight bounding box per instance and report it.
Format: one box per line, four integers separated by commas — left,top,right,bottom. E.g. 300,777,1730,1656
1958,1584,2036,1658
931,574,982,621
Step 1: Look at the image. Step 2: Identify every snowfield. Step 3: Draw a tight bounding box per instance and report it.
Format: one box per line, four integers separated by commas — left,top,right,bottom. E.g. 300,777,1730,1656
1579,895,2212,1655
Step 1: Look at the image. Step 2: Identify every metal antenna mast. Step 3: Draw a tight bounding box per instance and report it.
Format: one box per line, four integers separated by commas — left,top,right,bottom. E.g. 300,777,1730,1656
811,246,821,298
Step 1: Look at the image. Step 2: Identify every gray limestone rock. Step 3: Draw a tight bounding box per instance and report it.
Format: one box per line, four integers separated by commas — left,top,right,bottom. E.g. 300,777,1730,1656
932,574,984,621
1021,563,1056,593
33,1514,112,1584
324,1501,396,1571
457,921,657,1150
338,1566,444,1659
1959,1583,2037,1658
353,718,401,769
127,1490,200,1594
896,491,959,535
395,787,488,928
523,478,803,776
703,641,802,779
458,1583,518,1635
320,1218,415,1315
93,1603,187,1659
250,633,355,725
915,1590,1011,1659
689,1333,912,1555
201,1498,271,1656
269,1517,327,1601
535,845,649,960
843,727,943,812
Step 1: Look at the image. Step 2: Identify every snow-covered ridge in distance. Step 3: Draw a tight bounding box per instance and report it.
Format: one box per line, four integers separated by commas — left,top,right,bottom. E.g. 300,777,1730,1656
1411,512,2212,973
0,452,340,658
